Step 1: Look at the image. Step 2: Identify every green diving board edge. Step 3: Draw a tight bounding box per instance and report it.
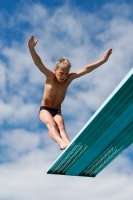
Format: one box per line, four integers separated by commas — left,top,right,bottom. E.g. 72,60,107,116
67,68,133,146
47,68,133,176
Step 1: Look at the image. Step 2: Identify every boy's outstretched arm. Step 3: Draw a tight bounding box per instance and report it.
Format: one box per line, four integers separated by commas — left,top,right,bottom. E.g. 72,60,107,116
28,35,52,76
70,48,112,80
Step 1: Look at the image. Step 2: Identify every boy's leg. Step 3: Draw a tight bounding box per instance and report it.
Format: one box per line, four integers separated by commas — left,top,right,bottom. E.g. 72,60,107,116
39,110,68,149
54,114,70,144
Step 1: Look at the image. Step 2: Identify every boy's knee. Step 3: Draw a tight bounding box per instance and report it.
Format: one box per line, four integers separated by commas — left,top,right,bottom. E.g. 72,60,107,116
58,123,65,130
47,121,58,130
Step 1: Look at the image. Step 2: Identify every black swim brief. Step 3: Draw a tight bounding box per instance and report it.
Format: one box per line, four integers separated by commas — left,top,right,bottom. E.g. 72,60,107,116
39,106,61,117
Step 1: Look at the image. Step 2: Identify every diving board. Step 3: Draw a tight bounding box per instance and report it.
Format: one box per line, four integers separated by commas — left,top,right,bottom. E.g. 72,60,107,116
47,68,133,177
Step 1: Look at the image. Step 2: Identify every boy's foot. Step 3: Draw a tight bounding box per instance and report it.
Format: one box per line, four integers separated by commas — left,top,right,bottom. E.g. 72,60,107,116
58,139,70,150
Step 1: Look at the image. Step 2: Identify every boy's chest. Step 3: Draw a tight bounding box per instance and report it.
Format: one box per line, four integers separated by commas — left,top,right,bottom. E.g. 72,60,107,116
45,81,68,96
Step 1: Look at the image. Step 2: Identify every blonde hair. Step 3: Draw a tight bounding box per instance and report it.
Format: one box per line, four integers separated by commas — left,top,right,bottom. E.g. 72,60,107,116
56,57,71,69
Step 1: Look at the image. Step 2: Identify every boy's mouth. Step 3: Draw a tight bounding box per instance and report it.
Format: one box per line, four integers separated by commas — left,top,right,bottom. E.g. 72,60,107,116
59,79,65,82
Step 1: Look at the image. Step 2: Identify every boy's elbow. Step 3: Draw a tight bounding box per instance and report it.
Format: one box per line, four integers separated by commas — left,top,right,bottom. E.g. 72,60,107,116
35,60,42,67
84,66,92,73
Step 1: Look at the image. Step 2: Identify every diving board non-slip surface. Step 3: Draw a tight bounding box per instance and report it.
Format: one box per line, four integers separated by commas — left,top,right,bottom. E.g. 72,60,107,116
47,68,133,177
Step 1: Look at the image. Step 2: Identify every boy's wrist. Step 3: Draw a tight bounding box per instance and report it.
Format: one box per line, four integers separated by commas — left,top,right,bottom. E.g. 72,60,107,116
29,47,35,51
101,58,106,63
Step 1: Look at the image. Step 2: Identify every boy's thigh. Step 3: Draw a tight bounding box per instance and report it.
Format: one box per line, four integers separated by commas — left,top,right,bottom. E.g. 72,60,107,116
39,109,56,126
54,114,65,128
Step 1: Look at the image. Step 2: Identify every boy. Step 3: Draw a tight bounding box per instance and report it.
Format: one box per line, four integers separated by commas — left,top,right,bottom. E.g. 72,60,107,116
28,35,112,150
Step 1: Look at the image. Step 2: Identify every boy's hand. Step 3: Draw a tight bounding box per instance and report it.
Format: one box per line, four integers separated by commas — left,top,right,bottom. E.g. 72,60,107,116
28,35,38,50
103,48,112,62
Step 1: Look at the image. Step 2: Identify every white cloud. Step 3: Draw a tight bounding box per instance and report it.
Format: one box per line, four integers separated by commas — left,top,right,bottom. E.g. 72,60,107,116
0,1,133,200
0,129,40,162
0,62,6,91
0,100,39,127
0,142,133,200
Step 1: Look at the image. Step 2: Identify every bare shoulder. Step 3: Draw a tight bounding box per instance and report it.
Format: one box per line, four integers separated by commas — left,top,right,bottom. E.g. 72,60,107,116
67,72,82,82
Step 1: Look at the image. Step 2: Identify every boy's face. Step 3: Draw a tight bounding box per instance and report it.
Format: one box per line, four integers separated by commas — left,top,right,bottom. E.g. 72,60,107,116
54,67,70,83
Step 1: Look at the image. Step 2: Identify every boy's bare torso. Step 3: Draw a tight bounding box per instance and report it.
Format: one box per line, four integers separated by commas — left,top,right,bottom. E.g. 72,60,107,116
41,73,72,109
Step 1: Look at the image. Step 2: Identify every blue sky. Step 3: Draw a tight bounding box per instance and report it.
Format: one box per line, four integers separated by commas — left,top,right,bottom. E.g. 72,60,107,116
0,0,133,200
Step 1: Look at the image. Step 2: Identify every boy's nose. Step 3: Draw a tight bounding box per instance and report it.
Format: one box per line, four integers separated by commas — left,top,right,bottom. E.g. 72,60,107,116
62,74,66,78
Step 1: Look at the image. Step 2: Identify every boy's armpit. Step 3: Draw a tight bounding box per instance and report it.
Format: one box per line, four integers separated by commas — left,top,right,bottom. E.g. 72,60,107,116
69,69,87,81
38,62,53,77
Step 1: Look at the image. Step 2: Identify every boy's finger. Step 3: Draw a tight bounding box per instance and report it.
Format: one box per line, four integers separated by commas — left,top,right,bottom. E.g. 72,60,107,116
107,49,112,56
35,39,38,44
109,48,112,53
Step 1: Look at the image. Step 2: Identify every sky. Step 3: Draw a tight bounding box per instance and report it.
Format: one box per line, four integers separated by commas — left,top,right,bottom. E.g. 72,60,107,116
0,0,133,199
